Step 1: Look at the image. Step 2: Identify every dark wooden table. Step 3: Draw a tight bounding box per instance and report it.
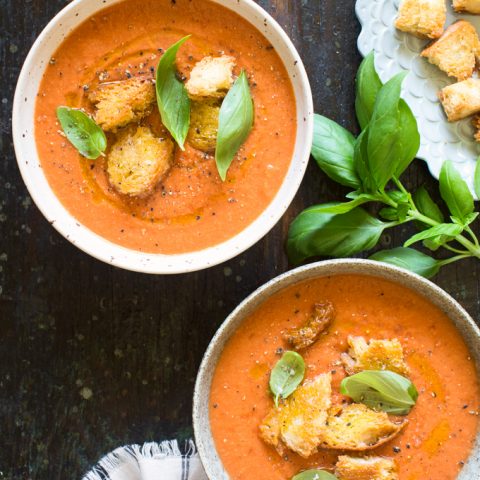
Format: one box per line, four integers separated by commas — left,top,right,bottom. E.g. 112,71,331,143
1,1,479,479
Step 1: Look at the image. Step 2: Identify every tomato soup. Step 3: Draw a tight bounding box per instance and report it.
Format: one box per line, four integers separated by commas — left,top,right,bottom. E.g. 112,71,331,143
35,0,296,254
210,275,480,479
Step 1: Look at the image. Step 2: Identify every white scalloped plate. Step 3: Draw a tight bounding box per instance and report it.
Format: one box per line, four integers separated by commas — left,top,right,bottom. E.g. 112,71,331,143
356,0,480,195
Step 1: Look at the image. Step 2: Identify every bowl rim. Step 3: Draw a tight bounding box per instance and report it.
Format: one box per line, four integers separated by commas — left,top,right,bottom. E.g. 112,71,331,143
12,0,313,275
193,259,480,479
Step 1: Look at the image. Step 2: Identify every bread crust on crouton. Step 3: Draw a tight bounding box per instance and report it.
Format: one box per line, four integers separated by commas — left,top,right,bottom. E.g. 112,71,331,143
472,114,480,142
185,55,235,99
259,373,332,458
341,336,410,376
335,456,399,480
438,78,480,121
319,404,406,451
395,0,446,39
187,99,221,152
88,77,155,132
453,0,480,14
283,301,335,351
421,20,480,81
107,126,173,196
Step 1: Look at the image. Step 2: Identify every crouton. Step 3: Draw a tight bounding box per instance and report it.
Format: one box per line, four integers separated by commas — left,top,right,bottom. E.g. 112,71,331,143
453,0,480,14
259,373,332,458
88,77,155,132
421,21,480,81
283,301,335,351
319,404,405,451
472,114,480,142
185,55,235,99
395,0,446,39
107,126,174,196
187,98,221,152
335,456,399,480
341,336,410,377
438,78,480,121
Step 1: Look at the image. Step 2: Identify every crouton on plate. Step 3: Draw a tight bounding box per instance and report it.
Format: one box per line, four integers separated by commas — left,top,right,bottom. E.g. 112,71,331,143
453,0,480,13
395,0,446,39
107,126,174,196
185,55,235,98
319,404,405,451
88,77,155,132
259,373,332,458
341,336,410,376
187,98,221,152
283,301,335,351
438,78,480,121
335,455,399,480
421,20,480,81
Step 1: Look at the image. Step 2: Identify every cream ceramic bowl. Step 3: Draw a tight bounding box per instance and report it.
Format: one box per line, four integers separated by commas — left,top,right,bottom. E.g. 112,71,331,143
193,259,480,479
12,0,313,274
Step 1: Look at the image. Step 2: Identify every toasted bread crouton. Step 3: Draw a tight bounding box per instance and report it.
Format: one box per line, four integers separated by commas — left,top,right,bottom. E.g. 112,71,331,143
259,373,332,458
453,0,480,13
395,0,446,39
107,126,174,196
335,456,398,480
187,98,221,152
319,404,405,451
438,78,480,121
472,114,480,142
283,301,335,351
421,21,480,81
88,77,155,132
341,336,409,377
185,55,235,99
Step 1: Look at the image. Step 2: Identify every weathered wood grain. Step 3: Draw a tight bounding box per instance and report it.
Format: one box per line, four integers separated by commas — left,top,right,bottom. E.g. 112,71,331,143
0,1,478,479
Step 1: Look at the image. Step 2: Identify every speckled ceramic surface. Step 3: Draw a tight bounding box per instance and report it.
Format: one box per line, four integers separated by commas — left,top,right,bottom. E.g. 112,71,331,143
193,259,480,479
356,0,480,196
12,0,313,274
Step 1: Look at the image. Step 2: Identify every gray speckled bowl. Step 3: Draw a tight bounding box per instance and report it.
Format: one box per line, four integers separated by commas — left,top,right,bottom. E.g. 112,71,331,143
193,259,480,479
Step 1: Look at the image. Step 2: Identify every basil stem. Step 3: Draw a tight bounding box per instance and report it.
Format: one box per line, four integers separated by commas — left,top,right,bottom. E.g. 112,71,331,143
269,351,305,407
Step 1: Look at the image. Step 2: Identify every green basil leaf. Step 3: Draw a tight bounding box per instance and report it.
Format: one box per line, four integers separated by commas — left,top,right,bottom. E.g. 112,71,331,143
156,35,191,150
413,186,444,225
370,247,441,278
404,223,463,248
379,207,398,221
474,158,480,200
216,70,254,181
355,51,383,130
312,114,360,189
340,370,418,415
270,351,305,407
292,470,338,480
395,99,420,178
387,190,409,204
439,161,474,222
353,128,376,192
56,107,106,159
306,194,375,215
463,212,479,226
287,204,387,264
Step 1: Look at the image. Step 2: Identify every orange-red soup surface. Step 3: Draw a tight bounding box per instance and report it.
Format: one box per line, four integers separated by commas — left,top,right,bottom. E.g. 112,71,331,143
35,0,296,253
210,274,480,479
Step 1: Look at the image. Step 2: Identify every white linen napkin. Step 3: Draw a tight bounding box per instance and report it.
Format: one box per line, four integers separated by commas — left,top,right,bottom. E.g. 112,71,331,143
82,440,208,480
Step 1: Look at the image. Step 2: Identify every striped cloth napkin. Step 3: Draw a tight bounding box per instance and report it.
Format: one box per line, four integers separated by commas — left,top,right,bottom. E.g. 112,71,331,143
82,440,208,480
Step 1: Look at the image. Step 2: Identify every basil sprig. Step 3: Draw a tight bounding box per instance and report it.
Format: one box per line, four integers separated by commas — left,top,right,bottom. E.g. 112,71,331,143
56,107,106,159
287,51,480,278
156,36,191,150
341,370,418,415
215,70,254,181
292,470,338,480
269,351,305,407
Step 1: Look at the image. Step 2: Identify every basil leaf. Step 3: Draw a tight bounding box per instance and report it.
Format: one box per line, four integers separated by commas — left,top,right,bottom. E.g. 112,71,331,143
292,470,338,480
474,158,480,200
395,99,420,178
56,107,106,159
439,161,474,223
287,205,387,264
156,35,191,150
341,370,418,415
270,351,305,407
353,128,376,192
355,51,383,130
379,207,398,221
306,194,375,215
413,186,444,225
312,114,360,189
404,223,463,248
216,70,254,181
370,247,441,278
